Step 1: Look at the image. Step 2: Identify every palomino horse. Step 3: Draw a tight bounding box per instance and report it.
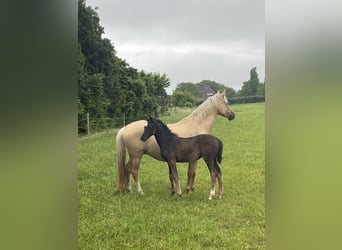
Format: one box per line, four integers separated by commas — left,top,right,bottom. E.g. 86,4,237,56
141,117,224,200
115,90,234,194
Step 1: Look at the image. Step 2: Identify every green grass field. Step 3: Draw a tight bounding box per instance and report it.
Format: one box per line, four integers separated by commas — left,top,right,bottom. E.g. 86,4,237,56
78,103,265,249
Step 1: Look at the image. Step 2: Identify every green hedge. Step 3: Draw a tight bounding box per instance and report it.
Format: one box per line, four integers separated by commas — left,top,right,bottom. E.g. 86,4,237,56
229,95,265,104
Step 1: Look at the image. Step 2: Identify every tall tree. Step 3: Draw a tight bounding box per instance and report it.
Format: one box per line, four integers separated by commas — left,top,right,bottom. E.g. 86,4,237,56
238,67,261,96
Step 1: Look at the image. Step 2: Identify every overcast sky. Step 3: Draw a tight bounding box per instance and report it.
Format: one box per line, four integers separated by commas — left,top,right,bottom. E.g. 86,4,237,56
86,0,264,94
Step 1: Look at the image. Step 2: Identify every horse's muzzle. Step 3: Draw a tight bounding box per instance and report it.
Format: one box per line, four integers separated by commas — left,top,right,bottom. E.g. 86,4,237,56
228,112,235,121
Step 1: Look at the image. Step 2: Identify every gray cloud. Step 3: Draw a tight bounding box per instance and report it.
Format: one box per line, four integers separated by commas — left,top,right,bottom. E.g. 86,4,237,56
87,0,264,93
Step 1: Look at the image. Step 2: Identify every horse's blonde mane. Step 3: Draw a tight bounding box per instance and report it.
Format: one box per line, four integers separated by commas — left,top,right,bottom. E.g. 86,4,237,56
191,94,220,122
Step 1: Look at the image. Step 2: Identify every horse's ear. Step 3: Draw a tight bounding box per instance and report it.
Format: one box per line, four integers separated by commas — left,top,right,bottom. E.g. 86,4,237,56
222,89,226,96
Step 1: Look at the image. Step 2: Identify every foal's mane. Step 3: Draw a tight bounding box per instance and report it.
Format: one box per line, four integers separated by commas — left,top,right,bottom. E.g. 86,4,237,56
190,93,220,122
153,118,177,137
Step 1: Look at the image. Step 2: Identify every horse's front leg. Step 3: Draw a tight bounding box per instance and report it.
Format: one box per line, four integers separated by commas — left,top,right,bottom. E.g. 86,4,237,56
168,160,182,197
186,161,198,193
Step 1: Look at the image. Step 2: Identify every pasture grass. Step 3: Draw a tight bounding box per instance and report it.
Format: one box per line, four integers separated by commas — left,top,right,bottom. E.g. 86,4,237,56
78,103,265,249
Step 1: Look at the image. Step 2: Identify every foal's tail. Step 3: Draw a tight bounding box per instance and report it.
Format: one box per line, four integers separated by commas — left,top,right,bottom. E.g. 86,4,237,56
116,127,128,192
215,139,223,174
216,139,223,164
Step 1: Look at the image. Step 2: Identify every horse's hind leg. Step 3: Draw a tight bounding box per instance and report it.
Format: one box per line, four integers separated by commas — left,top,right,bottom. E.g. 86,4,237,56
130,156,144,195
122,159,132,192
186,161,198,193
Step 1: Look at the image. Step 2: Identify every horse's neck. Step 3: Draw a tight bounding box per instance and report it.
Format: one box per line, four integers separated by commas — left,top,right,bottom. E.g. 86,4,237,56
181,107,218,133
196,110,218,132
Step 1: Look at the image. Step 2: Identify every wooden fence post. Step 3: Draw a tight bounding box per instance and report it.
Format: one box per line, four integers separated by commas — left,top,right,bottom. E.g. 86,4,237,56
87,112,90,135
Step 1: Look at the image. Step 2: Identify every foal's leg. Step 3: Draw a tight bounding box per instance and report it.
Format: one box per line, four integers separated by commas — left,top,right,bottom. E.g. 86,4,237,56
129,156,144,195
208,169,217,200
215,164,223,199
186,161,198,193
168,160,182,197
204,159,217,200
168,165,175,195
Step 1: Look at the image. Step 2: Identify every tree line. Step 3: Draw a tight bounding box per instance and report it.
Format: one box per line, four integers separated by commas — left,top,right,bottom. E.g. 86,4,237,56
78,0,169,134
78,0,265,134
172,67,265,107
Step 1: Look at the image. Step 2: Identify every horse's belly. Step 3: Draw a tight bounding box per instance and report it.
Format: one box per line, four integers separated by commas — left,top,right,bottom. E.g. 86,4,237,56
145,149,165,161
145,137,165,161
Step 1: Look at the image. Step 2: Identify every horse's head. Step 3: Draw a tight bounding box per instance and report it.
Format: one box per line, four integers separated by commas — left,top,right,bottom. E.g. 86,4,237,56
141,117,156,141
216,90,235,121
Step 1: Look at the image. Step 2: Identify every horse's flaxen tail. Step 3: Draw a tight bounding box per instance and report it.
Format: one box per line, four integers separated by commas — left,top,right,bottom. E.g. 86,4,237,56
116,127,127,192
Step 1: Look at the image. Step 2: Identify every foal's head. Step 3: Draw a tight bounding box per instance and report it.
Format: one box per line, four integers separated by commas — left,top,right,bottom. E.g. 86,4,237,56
141,117,157,141
141,117,176,142
141,117,174,142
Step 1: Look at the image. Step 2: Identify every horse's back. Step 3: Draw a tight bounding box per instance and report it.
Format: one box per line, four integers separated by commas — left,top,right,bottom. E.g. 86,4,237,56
168,117,207,136
121,120,145,142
